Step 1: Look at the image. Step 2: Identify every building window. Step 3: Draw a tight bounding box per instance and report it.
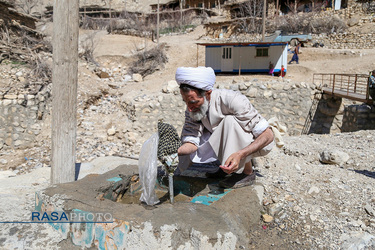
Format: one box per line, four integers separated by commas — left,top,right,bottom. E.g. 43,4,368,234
256,48,268,57
222,47,232,59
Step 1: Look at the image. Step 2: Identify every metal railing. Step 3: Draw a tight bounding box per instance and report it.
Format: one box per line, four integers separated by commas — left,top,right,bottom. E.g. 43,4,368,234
313,73,372,103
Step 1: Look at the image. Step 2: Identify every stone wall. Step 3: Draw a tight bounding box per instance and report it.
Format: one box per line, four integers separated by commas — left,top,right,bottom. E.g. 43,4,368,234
124,79,375,145
311,7,375,49
342,104,375,132
0,89,50,150
1,77,374,152
124,79,320,139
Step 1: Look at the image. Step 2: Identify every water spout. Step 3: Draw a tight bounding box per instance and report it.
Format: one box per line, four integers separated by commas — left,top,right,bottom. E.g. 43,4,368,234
168,173,174,204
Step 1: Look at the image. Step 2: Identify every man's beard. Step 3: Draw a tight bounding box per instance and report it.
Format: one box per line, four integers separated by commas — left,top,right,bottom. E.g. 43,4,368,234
190,97,209,122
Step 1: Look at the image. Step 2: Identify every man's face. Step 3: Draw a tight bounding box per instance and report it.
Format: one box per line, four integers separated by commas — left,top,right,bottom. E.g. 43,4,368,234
180,89,210,121
180,89,205,113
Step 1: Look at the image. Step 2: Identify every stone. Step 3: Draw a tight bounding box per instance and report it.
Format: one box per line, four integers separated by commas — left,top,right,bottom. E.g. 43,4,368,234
365,204,375,217
107,127,116,136
308,186,320,195
264,91,273,98
4,95,17,99
267,203,283,216
18,76,26,83
14,140,23,147
295,164,301,171
123,75,132,82
262,214,273,223
5,137,12,146
230,85,239,91
245,87,257,98
162,80,178,93
133,73,143,82
340,232,375,250
97,71,110,79
347,16,360,27
239,83,247,90
319,150,350,165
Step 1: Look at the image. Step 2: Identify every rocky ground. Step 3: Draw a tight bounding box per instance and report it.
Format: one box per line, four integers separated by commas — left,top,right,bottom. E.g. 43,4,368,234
257,130,375,249
1,21,375,248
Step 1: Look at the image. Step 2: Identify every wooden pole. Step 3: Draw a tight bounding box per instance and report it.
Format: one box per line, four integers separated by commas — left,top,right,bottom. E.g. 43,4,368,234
157,0,160,46
51,0,79,184
109,0,112,33
262,0,266,41
196,44,199,67
276,0,279,16
239,47,241,76
180,0,183,25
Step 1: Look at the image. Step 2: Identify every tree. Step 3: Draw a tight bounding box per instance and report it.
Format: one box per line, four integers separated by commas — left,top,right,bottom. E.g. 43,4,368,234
285,0,301,14
16,0,40,15
102,0,113,33
232,0,264,34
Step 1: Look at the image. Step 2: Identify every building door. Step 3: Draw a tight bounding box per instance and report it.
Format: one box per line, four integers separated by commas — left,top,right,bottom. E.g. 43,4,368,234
334,0,341,10
221,46,233,72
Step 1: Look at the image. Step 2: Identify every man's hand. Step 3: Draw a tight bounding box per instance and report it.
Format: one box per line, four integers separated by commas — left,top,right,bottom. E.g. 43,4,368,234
178,142,198,156
220,128,274,174
220,152,242,174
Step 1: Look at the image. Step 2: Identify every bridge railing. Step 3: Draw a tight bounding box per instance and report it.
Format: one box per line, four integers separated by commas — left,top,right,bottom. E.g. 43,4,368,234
313,73,371,103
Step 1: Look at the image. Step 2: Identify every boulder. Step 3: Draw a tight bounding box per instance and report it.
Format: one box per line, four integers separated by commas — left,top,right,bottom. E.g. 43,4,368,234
319,149,350,165
133,73,143,82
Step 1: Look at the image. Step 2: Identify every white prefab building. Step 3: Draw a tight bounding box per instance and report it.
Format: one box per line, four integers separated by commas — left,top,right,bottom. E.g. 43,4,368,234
198,42,288,75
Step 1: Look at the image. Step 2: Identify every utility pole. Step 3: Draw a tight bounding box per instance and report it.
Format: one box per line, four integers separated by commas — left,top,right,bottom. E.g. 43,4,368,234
157,0,160,46
262,0,266,41
51,0,79,184
180,0,183,25
275,0,279,16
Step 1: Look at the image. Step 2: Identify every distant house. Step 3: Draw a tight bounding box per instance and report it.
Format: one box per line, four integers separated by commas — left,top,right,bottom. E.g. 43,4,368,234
183,0,225,9
150,0,180,12
198,42,288,74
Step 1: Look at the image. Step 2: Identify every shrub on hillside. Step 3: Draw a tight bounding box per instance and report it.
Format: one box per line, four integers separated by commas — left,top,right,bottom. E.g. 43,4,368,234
128,43,168,77
268,13,347,34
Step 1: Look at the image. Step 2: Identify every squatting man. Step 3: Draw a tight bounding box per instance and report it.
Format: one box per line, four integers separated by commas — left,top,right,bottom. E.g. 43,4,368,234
175,67,275,189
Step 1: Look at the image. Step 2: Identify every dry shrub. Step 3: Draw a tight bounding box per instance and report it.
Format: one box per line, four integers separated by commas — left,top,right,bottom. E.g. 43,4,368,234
308,16,347,34
79,32,99,65
81,16,110,30
129,43,168,77
29,57,51,80
269,13,347,34
0,20,52,82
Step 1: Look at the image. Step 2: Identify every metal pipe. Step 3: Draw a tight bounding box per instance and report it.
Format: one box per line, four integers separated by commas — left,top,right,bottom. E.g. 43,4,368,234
168,173,174,204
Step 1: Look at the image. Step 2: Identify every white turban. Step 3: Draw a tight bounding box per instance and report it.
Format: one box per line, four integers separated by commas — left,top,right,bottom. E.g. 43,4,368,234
175,67,216,91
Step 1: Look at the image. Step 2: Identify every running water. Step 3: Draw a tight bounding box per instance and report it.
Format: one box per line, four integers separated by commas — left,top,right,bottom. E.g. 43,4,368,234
138,133,176,205
138,133,160,205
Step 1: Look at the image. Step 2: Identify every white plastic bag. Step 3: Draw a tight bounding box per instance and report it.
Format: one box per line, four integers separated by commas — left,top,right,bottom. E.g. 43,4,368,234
139,133,160,205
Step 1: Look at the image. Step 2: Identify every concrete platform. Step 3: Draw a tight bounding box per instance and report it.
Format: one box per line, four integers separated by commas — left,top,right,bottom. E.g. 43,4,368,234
35,163,264,249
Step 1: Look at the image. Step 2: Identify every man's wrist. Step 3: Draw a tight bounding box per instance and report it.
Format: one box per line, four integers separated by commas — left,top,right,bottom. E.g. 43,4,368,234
238,150,248,160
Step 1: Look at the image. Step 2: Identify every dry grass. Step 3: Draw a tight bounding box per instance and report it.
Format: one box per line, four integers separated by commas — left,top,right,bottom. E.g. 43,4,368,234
128,43,168,77
268,13,347,34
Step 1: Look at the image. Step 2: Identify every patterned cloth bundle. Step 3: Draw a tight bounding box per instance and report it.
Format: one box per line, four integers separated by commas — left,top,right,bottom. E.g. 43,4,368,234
157,121,181,174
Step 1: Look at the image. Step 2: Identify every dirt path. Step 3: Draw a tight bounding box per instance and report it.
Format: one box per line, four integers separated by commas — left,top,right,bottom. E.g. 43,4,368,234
92,27,375,93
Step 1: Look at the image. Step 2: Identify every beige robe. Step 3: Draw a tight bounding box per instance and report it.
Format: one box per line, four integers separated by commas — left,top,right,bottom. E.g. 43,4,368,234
179,89,274,172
